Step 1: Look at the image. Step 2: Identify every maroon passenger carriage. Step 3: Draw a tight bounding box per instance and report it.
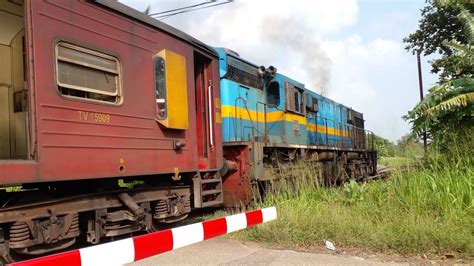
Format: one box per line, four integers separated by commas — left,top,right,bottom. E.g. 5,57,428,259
0,0,228,262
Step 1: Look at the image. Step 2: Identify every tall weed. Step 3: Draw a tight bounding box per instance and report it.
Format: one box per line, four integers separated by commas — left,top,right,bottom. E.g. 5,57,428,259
233,141,474,257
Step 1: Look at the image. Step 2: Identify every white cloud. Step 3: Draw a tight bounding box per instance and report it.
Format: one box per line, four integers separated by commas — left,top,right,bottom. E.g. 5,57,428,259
121,0,358,91
321,34,426,141
182,0,358,94
119,0,432,141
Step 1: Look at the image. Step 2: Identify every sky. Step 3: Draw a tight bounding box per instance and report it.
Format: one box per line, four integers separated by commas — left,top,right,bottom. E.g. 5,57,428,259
120,0,438,142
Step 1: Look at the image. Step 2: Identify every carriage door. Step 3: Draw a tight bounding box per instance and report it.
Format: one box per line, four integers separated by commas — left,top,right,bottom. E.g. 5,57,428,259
0,3,28,160
194,52,214,169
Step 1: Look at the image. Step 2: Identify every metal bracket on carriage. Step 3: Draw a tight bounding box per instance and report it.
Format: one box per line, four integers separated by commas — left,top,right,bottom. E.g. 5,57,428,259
173,140,186,150
219,160,238,177
172,167,182,181
41,209,69,244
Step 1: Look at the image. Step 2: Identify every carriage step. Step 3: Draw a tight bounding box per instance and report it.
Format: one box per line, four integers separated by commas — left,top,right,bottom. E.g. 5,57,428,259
202,189,222,196
201,200,223,208
193,172,223,208
201,178,221,184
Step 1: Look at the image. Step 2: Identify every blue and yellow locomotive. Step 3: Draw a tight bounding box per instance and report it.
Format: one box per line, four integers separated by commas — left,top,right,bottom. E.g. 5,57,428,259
216,47,377,206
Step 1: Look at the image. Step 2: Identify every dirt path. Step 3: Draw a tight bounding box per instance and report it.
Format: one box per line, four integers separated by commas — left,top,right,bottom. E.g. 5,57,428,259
130,237,407,265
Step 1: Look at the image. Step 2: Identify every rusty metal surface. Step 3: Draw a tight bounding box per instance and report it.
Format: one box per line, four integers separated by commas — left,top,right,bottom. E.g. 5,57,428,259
0,187,190,223
93,0,218,58
9,214,80,254
222,145,252,208
0,186,192,258
1,0,223,186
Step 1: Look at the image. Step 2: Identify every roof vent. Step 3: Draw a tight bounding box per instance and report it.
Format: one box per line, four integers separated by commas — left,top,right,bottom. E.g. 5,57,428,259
220,47,240,57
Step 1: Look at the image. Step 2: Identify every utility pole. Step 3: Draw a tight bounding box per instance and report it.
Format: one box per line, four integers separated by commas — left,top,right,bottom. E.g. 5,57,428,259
416,50,428,153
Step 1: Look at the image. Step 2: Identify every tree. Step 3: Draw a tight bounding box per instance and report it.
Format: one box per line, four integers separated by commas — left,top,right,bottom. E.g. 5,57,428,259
396,133,424,154
373,135,396,157
404,2,474,146
403,0,474,80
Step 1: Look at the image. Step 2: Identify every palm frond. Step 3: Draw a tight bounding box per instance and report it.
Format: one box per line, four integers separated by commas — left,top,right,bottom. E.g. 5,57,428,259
426,92,474,114
443,40,473,57
405,2,474,137
458,8,474,43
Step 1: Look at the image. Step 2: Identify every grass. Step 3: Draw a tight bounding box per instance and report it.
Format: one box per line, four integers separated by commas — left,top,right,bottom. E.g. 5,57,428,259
0,186,23,192
379,156,419,167
225,153,474,259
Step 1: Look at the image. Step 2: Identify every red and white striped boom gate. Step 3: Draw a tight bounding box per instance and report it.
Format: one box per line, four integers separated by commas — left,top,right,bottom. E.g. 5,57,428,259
11,207,277,266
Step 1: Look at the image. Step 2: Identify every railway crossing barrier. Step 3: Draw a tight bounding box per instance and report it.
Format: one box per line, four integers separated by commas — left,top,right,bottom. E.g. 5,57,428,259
11,207,277,266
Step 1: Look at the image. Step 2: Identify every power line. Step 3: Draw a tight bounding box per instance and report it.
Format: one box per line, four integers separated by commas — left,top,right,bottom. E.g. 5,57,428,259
155,1,233,20
148,1,215,16
150,0,234,20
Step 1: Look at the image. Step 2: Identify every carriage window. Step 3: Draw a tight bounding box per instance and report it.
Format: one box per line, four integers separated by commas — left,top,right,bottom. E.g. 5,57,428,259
56,42,121,103
154,57,167,120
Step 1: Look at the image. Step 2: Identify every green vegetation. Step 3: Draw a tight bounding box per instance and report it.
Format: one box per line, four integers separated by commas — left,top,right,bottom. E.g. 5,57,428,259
374,133,424,161
229,151,473,258
404,0,474,80
118,179,144,189
404,0,473,144
374,133,424,168
221,131,474,258
379,156,416,167
0,186,22,192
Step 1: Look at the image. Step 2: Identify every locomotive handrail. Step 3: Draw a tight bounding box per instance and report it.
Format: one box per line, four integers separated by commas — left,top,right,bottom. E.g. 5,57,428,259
228,100,376,151
313,114,376,151
234,97,255,141
256,100,267,142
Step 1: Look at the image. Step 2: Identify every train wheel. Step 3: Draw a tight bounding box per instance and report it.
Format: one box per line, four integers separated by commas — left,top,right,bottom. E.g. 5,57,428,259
1,193,79,264
323,162,336,186
0,229,77,264
262,180,273,196
0,240,35,265
148,221,163,233
1,252,38,265
147,212,189,233
1,251,21,265
147,198,190,233
1,213,80,264
251,181,262,203
0,232,16,264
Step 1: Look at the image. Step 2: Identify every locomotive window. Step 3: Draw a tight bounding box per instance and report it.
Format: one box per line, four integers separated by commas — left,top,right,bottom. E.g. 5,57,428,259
285,83,304,114
225,55,259,89
311,97,319,112
56,42,121,104
266,80,280,107
153,56,166,120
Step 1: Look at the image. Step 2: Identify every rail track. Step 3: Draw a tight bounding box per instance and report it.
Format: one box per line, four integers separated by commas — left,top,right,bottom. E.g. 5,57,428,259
364,163,420,181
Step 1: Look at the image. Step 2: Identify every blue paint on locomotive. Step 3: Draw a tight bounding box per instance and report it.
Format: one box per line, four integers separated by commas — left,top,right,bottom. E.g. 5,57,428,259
215,47,357,149
305,90,354,148
268,72,309,146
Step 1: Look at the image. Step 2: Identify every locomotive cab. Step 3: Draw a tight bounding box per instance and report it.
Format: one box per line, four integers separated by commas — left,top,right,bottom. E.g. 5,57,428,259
0,0,29,160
